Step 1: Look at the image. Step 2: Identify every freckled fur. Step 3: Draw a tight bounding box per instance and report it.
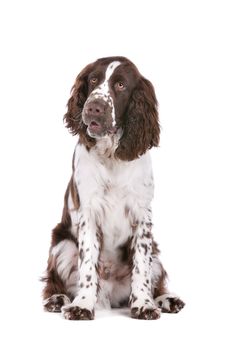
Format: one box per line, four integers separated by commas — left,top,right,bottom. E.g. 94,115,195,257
42,56,185,320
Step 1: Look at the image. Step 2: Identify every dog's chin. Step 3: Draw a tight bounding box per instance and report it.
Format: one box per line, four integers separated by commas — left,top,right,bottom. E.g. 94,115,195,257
87,128,106,139
86,123,117,139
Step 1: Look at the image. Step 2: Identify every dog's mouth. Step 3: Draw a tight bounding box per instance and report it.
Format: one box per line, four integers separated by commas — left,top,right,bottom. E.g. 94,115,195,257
88,120,102,133
86,119,117,138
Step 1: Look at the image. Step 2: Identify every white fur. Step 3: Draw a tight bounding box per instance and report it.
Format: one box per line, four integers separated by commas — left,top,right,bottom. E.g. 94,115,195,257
74,139,154,246
68,193,79,236
152,256,163,285
51,240,78,296
63,136,157,312
97,277,131,309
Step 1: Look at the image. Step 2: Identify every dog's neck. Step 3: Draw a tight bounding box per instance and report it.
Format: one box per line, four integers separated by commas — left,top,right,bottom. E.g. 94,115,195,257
91,128,123,161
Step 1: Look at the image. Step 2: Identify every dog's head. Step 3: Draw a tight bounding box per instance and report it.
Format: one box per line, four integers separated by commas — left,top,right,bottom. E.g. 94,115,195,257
64,56,160,161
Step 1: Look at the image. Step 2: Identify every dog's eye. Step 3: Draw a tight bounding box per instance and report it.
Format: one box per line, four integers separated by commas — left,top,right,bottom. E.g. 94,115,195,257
90,77,98,85
115,81,126,91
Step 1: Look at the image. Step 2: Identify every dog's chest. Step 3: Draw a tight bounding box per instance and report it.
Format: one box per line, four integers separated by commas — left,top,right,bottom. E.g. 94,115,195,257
75,143,154,254
100,183,133,251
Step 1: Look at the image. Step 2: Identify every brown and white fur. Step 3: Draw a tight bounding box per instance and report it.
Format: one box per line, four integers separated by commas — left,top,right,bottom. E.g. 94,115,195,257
42,56,185,320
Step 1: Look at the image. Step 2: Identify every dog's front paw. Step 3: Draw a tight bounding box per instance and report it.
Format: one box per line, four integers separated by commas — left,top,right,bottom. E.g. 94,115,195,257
62,305,94,320
43,294,71,313
155,294,185,313
131,306,161,320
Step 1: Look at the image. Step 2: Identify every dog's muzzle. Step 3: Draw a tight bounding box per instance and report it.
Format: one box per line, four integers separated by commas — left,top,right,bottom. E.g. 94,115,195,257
83,98,116,137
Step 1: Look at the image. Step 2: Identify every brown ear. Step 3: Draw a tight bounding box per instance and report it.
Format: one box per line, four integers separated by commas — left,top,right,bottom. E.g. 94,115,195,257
63,63,96,148
115,77,160,161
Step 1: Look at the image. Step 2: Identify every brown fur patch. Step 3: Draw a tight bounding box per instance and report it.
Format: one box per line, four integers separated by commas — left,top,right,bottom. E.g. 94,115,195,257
44,294,70,313
115,77,160,161
131,307,160,320
41,266,69,300
41,177,80,301
63,56,159,161
63,306,94,320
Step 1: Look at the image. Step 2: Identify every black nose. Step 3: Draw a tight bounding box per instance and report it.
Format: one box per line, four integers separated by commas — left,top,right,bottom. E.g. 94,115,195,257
85,100,105,117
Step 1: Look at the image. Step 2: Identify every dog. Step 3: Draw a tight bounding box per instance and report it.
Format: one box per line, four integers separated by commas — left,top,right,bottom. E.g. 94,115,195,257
42,56,185,320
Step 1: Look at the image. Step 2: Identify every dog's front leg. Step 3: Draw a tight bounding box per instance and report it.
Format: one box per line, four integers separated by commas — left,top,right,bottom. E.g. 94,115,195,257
62,209,100,320
130,210,161,320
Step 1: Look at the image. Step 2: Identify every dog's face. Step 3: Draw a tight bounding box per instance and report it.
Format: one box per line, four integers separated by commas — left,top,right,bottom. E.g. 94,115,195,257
83,60,139,138
64,56,160,161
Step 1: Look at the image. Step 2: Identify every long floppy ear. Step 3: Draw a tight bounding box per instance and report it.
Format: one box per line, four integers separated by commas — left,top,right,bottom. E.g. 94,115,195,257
63,63,96,148
115,77,160,161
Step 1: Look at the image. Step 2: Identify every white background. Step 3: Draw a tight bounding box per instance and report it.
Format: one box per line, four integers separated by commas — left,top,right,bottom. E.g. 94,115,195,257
0,0,232,349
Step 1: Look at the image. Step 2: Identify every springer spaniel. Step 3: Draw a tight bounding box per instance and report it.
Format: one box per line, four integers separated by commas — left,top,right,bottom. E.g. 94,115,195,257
42,56,185,320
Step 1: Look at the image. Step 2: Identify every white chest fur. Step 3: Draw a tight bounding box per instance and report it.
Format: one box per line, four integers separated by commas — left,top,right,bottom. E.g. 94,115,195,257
72,138,154,257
